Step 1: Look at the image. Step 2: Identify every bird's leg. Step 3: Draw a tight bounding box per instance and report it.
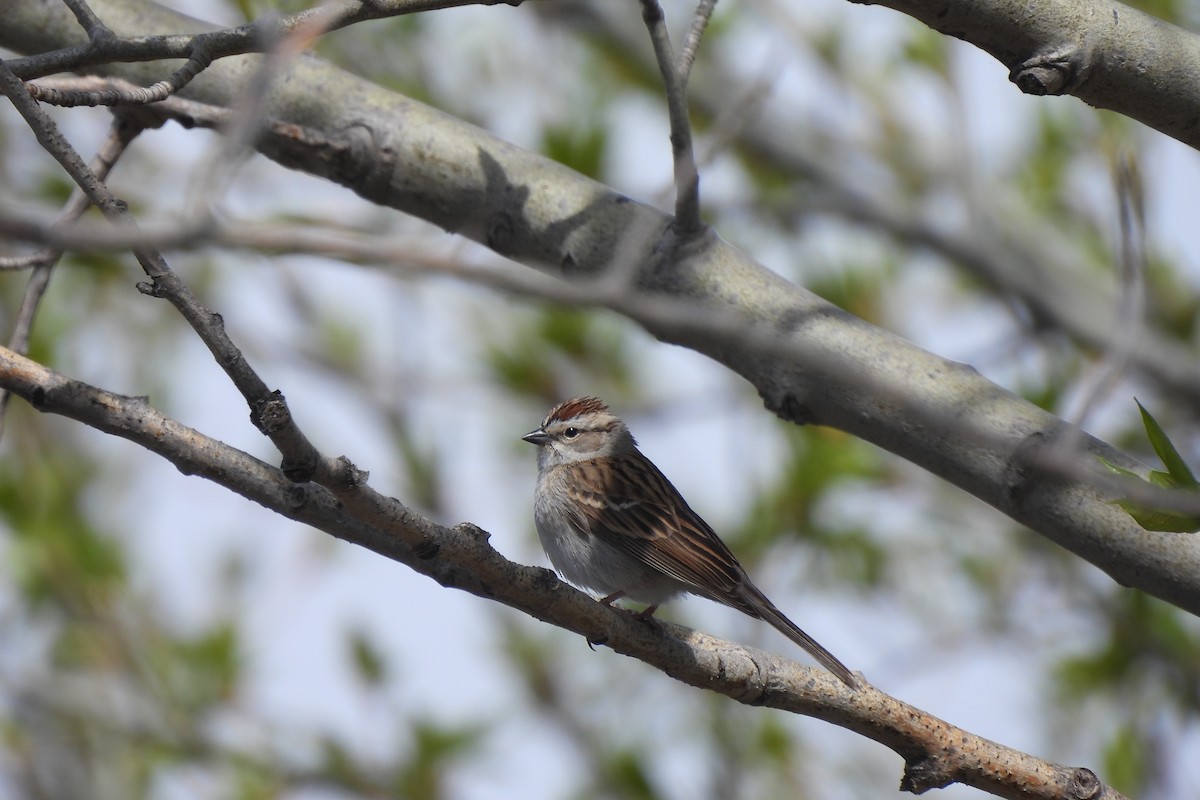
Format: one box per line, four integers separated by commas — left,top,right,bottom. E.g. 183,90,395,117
598,591,659,627
633,604,659,622
586,592,628,649
598,590,626,606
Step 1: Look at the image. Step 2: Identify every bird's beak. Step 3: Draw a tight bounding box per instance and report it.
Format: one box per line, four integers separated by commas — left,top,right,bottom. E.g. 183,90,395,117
522,428,550,445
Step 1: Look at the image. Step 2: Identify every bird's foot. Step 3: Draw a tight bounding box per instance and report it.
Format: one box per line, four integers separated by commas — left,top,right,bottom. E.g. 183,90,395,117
598,590,626,607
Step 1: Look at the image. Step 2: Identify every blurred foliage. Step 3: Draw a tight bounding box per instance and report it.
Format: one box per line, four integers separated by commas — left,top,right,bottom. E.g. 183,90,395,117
0,451,123,609
483,306,634,406
0,407,483,796
348,627,388,688
1057,590,1200,796
736,424,889,588
807,259,888,326
392,721,485,799
1146,251,1200,340
1018,108,1088,218
1058,592,1200,704
542,121,608,180
898,25,951,79
604,750,660,800
1121,0,1189,25
317,15,435,103
1101,722,1148,797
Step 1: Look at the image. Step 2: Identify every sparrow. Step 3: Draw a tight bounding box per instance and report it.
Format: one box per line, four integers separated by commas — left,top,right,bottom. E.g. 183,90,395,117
523,396,857,688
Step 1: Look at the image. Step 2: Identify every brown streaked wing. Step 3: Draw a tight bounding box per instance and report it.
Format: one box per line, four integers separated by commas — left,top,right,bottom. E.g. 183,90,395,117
566,454,752,605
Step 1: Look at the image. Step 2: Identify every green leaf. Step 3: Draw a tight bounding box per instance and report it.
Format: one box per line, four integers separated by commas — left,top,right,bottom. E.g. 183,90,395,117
168,623,241,705
1097,458,1200,533
605,749,659,800
1103,723,1148,795
899,26,950,78
393,720,484,799
542,122,607,180
1117,503,1200,533
1136,399,1197,487
1096,403,1200,531
348,628,387,687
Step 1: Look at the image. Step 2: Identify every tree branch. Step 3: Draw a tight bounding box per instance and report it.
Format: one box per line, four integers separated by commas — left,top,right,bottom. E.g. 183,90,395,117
0,345,1130,800
853,0,1200,151
0,57,337,480
4,0,523,81
556,0,1200,406
25,43,214,107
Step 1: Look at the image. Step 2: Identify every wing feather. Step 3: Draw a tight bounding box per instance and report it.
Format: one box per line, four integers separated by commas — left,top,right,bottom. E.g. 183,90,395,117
563,450,858,687
566,453,756,612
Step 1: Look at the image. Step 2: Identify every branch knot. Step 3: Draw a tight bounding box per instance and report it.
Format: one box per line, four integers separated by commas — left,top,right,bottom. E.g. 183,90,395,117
251,390,291,435
1068,767,1102,799
1010,43,1090,95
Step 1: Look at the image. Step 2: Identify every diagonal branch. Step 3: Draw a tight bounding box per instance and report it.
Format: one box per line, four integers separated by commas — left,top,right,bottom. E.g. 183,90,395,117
0,345,1130,800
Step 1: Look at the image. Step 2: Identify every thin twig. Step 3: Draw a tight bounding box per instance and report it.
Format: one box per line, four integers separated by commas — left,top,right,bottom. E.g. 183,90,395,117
1065,151,1146,431
0,252,56,271
26,0,355,110
26,45,214,107
0,58,328,480
60,0,115,42
639,0,702,233
0,119,138,440
652,51,774,211
677,0,718,85
6,0,514,82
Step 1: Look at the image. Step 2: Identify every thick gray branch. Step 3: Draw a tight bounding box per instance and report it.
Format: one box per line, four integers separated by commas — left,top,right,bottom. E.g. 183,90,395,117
3,0,1200,616
856,0,1200,150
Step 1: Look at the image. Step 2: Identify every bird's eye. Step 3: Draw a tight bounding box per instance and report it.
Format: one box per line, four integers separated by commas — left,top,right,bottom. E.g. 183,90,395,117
564,427,580,439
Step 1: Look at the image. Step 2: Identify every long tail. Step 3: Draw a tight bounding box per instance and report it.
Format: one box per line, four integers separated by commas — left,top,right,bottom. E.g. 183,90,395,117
735,584,858,689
